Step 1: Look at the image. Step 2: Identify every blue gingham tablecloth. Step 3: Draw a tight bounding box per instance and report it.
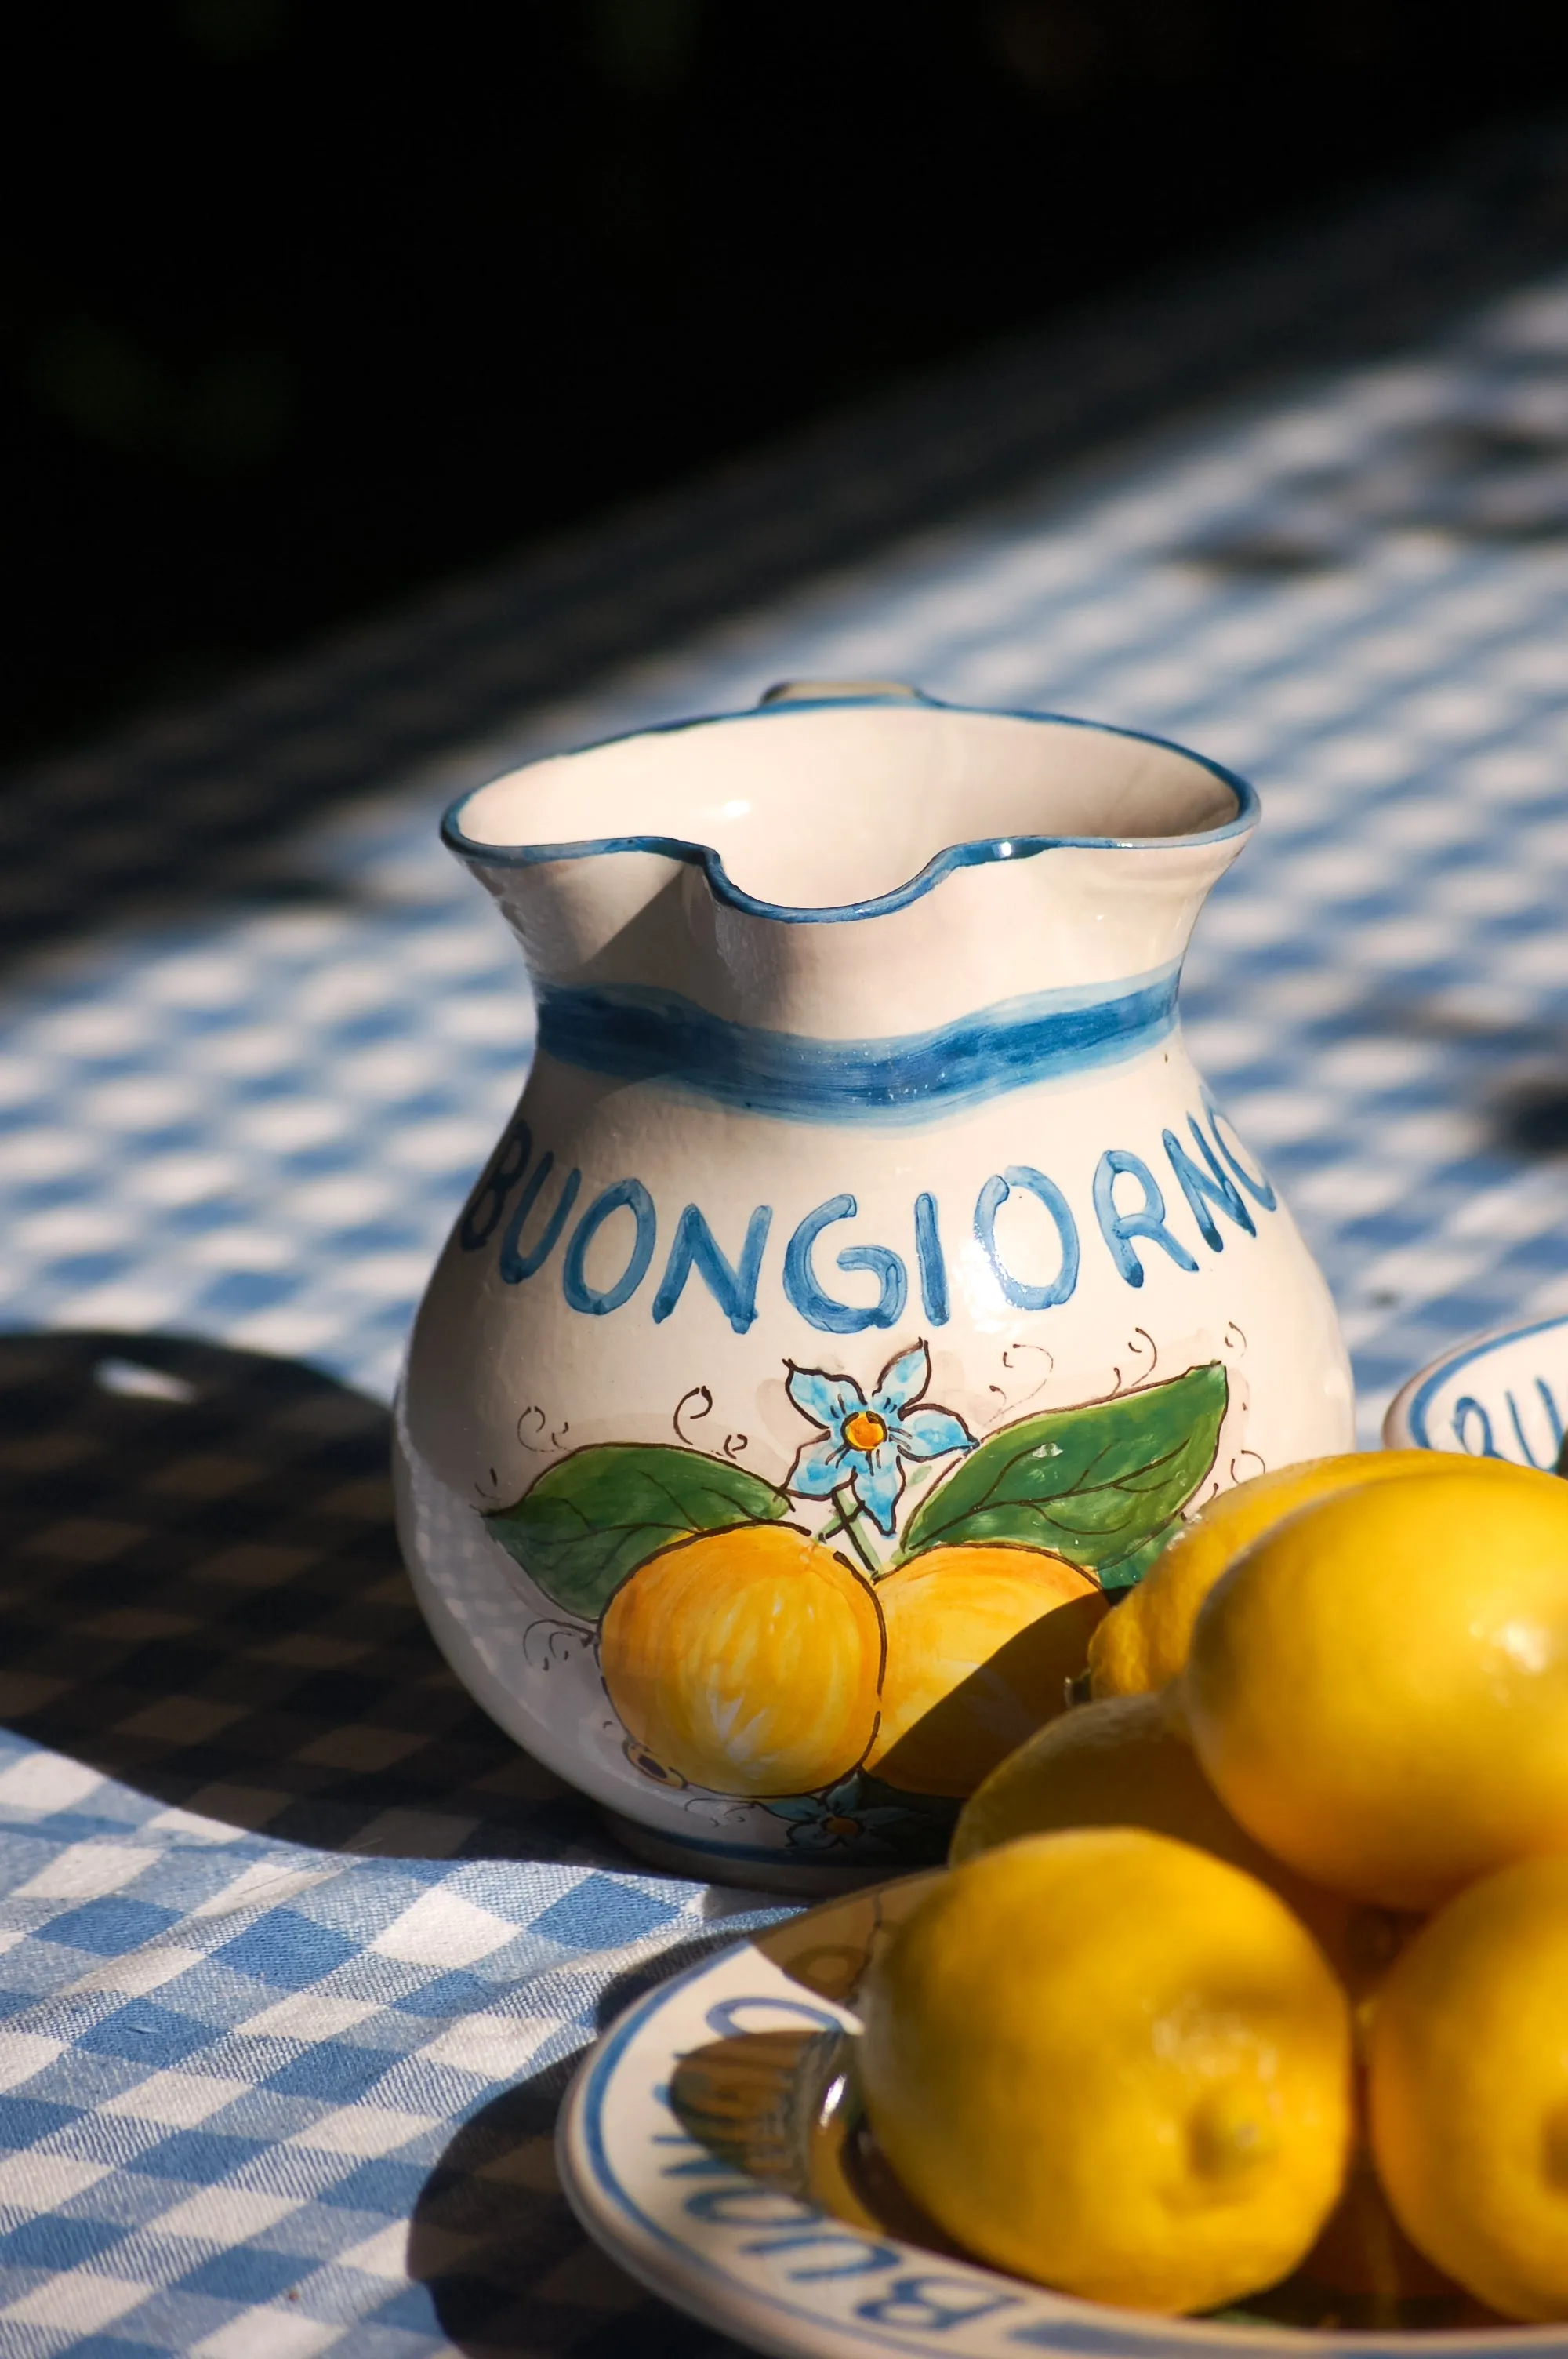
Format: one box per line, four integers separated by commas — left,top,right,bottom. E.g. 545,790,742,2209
6,145,1568,2351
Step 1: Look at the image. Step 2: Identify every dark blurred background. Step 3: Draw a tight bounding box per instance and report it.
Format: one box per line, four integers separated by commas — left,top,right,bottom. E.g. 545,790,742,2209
7,0,1568,770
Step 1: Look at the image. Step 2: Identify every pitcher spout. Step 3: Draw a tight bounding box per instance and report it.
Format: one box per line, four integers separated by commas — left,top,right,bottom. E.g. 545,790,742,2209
443,686,1256,1078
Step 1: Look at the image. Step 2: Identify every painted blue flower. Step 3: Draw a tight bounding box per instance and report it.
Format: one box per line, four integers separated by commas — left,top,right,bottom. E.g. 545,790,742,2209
785,1339,973,1536
764,1776,916,1853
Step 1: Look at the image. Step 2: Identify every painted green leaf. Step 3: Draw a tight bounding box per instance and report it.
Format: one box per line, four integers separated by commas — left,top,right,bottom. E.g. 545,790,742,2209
485,1443,790,1620
1098,1518,1184,1596
897,1361,1228,1573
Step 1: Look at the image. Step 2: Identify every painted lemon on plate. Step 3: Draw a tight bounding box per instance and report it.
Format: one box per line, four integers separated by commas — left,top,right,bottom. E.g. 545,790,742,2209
599,1523,884,1796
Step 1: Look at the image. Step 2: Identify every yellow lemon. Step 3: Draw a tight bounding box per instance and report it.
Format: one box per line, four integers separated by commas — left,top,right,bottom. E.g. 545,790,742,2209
1088,1449,1469,1699
1368,1853,1568,2321
954,1689,1274,1866
1185,1465,1568,1909
866,1544,1106,1797
858,1829,1354,2314
600,1524,883,1796
950,1691,1410,2000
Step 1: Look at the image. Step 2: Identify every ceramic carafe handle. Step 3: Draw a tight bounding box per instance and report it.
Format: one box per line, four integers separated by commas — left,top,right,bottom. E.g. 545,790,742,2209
758,678,927,705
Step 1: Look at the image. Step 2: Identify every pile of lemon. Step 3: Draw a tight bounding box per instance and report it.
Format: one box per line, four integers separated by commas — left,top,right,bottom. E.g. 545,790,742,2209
856,1451,1568,2321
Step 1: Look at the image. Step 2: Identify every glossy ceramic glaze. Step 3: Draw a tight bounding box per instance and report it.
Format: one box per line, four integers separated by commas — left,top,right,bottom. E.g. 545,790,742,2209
394,684,1352,1885
557,1877,1535,2355
1384,1314,1568,1469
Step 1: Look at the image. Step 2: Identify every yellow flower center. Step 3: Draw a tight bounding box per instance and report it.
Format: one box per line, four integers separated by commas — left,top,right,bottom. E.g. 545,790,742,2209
844,1408,888,1452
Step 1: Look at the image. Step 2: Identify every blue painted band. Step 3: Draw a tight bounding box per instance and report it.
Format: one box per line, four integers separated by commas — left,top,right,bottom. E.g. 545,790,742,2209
535,963,1180,1126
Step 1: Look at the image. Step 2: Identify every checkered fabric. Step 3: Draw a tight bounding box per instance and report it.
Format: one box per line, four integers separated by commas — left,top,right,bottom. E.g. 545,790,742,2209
7,129,1568,2352
0,1741,768,2358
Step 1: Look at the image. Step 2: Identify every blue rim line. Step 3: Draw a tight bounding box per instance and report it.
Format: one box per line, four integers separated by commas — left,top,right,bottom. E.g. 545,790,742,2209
442,693,1258,927
1403,1312,1568,1450
602,1814,895,1867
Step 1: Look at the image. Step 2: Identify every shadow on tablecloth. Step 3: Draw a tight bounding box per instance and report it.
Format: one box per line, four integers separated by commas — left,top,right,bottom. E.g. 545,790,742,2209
0,1329,616,1863
407,1947,755,2359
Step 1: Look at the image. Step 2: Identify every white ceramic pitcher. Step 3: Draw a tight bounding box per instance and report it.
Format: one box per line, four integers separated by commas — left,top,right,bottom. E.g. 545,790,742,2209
394,685,1352,1888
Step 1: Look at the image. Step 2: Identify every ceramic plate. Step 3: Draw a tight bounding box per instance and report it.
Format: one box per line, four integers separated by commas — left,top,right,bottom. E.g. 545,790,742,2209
558,1877,1557,2359
1383,1311,1568,1469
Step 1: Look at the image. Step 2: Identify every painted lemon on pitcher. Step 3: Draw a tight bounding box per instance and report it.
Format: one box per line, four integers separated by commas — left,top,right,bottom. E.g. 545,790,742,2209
483,1352,1237,1845
599,1524,884,1796
868,1546,1105,1796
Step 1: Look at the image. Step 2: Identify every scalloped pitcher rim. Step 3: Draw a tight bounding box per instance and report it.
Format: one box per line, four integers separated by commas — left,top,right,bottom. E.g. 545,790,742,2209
440,692,1260,927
